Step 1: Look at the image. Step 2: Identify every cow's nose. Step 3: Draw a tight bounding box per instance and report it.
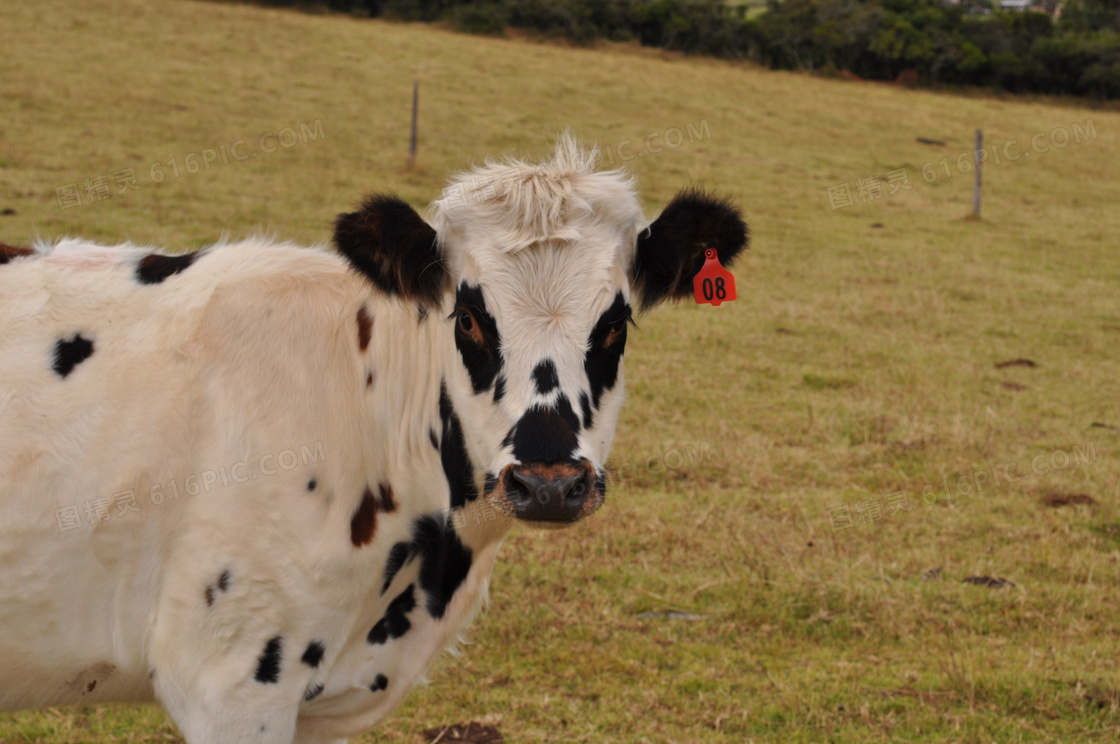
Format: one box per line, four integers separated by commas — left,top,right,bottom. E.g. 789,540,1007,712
505,463,594,523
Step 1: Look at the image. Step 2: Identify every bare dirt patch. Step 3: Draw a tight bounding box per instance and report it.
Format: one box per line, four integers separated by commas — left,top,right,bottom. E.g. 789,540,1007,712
995,358,1037,369
422,722,503,743
1041,492,1097,508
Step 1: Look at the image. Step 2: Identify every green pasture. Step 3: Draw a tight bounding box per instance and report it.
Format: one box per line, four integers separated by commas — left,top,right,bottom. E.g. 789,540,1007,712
1,1,1118,741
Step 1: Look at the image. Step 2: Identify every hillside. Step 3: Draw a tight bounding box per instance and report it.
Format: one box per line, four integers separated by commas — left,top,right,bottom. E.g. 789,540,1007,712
1,1,1119,742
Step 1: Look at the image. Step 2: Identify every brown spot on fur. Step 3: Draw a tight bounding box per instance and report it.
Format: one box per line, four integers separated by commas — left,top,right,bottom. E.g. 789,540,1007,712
366,372,374,388
0,242,33,265
205,585,214,606
350,487,377,547
357,306,372,352
378,483,396,513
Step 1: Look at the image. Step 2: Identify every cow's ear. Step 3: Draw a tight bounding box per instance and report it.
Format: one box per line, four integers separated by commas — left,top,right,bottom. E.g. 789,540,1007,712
333,194,449,308
632,189,749,310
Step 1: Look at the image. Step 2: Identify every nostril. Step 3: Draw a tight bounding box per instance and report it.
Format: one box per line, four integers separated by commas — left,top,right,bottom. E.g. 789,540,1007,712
507,468,540,505
564,472,594,507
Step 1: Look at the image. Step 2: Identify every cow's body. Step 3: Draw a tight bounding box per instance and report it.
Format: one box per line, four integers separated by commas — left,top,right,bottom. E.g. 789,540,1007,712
1,238,501,741
0,136,747,743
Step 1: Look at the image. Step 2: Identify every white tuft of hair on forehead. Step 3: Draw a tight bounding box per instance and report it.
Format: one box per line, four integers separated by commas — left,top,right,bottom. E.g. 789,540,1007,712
429,132,646,258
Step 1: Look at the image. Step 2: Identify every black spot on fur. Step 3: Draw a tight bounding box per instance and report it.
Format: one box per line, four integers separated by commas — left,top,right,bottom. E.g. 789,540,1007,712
381,541,412,594
371,674,389,692
218,570,230,592
584,293,629,408
429,427,439,450
254,636,283,684
439,383,478,508
510,395,581,464
301,641,325,668
493,374,506,403
357,306,372,352
418,305,429,321
367,584,417,645
533,359,559,395
350,488,377,547
378,482,397,513
376,516,473,619
0,242,33,264
453,283,502,394
412,514,473,619
633,189,749,310
333,194,446,309
53,334,94,378
308,479,317,492
135,252,198,285
579,391,593,430
86,680,96,693
366,372,374,388
304,683,324,701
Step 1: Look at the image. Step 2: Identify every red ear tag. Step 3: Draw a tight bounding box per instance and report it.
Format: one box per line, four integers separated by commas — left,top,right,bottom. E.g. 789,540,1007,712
693,248,736,306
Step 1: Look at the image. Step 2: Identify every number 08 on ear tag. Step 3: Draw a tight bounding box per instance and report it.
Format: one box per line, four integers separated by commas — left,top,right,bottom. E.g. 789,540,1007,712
693,248,736,306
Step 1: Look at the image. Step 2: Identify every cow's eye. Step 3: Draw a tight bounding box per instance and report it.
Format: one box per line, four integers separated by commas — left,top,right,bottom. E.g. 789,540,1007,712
454,308,486,346
603,320,627,349
601,309,633,349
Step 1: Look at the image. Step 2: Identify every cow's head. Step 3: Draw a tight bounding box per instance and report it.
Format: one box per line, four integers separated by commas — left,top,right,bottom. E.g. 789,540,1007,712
334,136,748,527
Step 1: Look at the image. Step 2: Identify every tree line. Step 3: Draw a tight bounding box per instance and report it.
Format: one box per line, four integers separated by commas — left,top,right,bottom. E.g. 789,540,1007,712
256,0,1120,98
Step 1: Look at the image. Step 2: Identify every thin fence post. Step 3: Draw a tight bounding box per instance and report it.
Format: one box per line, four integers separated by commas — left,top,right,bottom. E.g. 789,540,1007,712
408,80,418,169
973,128,982,218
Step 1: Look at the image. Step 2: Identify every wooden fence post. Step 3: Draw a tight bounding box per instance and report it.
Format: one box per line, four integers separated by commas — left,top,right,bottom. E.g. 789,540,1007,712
973,128,982,218
408,80,418,169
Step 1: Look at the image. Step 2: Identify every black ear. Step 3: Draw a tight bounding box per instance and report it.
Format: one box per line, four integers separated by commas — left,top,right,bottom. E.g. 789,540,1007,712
333,194,448,308
633,189,749,310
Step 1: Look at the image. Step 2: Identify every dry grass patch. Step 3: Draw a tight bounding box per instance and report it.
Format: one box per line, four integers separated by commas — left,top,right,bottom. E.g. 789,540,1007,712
2,0,1119,742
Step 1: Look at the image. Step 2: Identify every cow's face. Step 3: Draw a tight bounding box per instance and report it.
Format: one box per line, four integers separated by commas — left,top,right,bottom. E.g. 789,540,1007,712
334,137,747,527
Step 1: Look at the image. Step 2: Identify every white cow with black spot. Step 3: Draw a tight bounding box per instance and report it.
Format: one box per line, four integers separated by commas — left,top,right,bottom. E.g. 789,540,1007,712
0,135,747,743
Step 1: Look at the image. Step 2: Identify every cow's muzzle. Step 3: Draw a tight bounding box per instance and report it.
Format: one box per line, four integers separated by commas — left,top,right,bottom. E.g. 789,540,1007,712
493,460,603,525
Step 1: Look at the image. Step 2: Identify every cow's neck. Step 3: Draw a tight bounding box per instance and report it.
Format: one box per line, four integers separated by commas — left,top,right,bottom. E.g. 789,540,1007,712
362,293,514,555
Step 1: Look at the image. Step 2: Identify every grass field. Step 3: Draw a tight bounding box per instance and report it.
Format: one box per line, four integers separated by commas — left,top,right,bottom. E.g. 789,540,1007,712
2,1,1120,742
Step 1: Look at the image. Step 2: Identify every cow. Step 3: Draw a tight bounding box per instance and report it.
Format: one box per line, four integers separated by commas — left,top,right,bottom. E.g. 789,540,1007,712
0,135,747,743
